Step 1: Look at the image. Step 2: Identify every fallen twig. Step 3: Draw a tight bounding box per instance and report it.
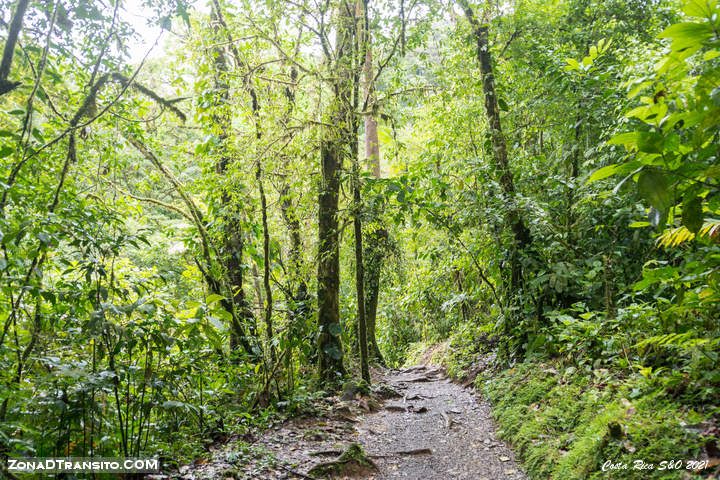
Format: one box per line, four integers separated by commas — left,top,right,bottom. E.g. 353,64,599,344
278,463,317,479
369,448,433,458
309,450,343,457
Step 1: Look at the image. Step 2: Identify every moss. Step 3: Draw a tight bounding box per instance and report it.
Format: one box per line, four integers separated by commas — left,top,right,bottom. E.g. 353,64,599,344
475,360,707,480
219,467,240,479
307,443,377,477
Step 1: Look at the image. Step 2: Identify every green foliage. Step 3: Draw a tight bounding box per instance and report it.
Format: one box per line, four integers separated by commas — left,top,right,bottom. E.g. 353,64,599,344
481,361,707,480
2,0,719,476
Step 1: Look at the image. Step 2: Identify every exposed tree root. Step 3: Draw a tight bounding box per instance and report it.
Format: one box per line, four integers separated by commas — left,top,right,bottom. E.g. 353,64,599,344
307,443,378,478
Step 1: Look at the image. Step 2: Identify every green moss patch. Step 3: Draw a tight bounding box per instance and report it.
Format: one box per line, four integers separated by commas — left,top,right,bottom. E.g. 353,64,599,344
479,361,709,479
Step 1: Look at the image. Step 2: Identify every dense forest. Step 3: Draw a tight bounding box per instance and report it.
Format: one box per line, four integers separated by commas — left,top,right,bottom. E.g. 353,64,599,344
1,0,719,478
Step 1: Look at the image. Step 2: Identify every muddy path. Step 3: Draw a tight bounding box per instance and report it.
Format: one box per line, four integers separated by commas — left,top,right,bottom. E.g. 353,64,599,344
172,365,526,480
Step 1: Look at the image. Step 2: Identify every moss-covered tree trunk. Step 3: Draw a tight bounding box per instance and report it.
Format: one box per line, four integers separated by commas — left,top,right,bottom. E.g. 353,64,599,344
317,1,358,382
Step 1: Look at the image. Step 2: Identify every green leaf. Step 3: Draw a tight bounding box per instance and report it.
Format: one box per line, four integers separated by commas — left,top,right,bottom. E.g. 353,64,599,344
37,231,51,244
682,0,714,18
681,196,703,234
0,145,13,158
636,131,664,154
206,294,224,305
328,323,343,336
214,308,232,322
658,22,713,52
564,58,581,71
637,170,672,211
587,163,621,183
608,132,638,150
31,128,44,142
159,15,172,31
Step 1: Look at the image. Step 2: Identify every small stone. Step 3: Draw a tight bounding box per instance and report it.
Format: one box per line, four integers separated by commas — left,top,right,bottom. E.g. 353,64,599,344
504,469,517,475
499,456,511,462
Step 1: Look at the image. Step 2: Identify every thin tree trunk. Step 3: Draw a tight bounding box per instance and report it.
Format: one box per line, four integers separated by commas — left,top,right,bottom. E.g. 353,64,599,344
363,227,386,364
0,0,29,96
210,5,255,357
457,0,532,294
360,1,386,366
353,171,370,383
354,0,370,383
257,162,275,361
364,46,380,177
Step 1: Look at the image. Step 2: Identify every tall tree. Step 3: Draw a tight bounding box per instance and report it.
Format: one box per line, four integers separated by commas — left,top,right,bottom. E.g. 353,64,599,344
353,0,371,383
316,0,358,381
457,0,532,294
210,3,257,357
360,4,385,365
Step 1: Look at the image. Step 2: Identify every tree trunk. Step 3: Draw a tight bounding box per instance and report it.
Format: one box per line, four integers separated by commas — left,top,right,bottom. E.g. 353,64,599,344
317,139,345,379
353,172,370,383
364,46,380,178
457,0,532,294
363,227,386,364
0,0,29,96
353,0,370,383
316,1,357,382
257,163,274,362
360,5,386,365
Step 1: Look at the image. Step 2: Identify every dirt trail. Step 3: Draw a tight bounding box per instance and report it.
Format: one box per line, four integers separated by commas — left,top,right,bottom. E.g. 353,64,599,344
172,365,526,480
354,366,526,479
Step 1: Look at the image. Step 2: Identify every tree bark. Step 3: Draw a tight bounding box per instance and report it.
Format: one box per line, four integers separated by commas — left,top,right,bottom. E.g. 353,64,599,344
317,138,345,379
364,46,380,178
257,160,275,362
363,226,386,364
0,0,29,96
353,0,370,383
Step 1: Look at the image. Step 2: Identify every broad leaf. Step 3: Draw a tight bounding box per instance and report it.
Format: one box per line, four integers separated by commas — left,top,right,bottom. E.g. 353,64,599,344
637,170,672,211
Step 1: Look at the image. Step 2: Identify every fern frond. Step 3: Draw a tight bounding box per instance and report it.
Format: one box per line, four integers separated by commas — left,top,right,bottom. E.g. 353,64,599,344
656,219,720,248
635,331,712,350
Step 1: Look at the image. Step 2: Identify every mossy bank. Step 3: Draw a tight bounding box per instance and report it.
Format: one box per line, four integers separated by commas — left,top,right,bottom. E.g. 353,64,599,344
415,335,717,480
